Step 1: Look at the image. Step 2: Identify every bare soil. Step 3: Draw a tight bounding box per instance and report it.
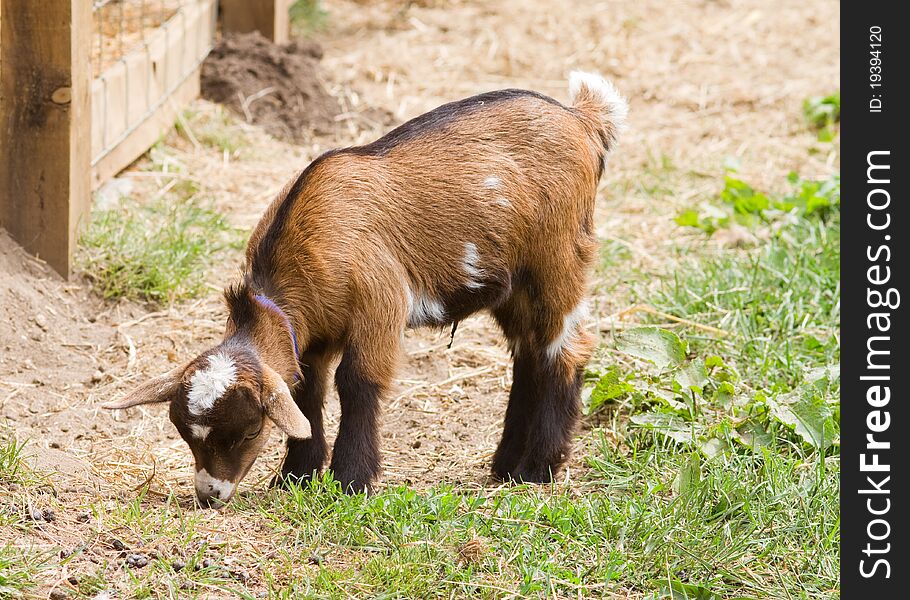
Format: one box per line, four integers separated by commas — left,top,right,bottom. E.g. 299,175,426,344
201,32,344,141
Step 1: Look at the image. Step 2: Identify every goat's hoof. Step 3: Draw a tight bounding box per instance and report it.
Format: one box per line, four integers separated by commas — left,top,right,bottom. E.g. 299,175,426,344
329,470,374,495
337,478,372,495
504,463,555,484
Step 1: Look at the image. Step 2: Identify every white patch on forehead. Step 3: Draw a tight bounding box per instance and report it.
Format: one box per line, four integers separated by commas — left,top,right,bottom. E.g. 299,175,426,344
187,352,237,416
546,300,590,361
406,285,445,327
483,176,502,190
189,424,212,440
195,468,235,501
462,242,485,289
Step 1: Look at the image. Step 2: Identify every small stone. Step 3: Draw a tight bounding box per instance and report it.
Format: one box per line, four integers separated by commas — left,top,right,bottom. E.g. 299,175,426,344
126,553,149,568
201,558,214,569
29,509,43,521
49,589,68,600
171,559,186,572
42,508,55,522
35,314,48,331
67,576,78,585
76,513,90,524
49,441,61,449
307,553,322,565
111,539,127,552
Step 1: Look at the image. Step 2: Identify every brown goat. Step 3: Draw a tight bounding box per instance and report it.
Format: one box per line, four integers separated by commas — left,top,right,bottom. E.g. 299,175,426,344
104,72,627,506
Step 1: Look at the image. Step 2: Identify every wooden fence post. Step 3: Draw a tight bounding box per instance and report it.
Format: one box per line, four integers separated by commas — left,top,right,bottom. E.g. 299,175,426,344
221,0,290,44
0,0,92,278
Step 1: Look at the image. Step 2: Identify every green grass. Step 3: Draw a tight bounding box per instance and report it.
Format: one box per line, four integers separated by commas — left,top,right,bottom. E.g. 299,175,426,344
177,107,253,156
290,0,328,33
585,170,840,596
78,196,244,303
0,546,41,599
224,442,836,599
0,434,44,598
803,93,840,142
33,440,833,599
661,215,839,391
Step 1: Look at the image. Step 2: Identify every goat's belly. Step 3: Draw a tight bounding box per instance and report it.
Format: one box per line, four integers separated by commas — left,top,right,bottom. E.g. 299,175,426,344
404,267,512,329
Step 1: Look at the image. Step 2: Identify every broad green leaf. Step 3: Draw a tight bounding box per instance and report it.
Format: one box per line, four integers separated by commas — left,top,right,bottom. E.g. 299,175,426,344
733,420,773,450
676,359,708,391
672,454,701,495
631,412,699,444
675,209,700,228
712,381,736,407
769,387,837,449
699,437,728,458
616,327,687,370
585,366,634,414
805,363,840,383
660,580,720,600
704,355,725,370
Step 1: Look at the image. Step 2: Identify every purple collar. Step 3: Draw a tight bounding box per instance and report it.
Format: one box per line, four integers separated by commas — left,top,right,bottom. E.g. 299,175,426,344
253,294,300,369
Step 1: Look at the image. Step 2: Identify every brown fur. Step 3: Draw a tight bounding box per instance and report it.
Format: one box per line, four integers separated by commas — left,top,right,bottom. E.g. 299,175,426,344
104,75,627,502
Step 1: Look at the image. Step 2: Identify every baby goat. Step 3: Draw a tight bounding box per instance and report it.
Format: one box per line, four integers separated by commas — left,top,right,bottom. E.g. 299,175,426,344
104,72,628,506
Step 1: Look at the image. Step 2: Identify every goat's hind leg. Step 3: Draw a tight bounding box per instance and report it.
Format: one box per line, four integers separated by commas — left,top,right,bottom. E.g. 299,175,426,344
490,343,538,480
512,300,594,483
491,296,543,481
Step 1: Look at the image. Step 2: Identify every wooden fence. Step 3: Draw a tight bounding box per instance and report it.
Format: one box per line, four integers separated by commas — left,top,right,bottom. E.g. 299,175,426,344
0,0,291,277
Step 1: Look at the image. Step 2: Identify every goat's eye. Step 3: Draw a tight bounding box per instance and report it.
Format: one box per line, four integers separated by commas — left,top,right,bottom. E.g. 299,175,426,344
245,428,262,441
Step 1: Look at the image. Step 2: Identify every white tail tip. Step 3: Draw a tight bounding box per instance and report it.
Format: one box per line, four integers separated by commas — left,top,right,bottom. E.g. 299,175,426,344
568,71,629,130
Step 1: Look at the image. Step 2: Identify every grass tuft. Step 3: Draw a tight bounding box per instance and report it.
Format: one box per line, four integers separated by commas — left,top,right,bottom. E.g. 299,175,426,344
78,197,244,303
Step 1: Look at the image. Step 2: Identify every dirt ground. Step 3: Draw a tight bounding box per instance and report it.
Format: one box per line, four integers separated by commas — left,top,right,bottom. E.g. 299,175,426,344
201,33,349,142
2,0,838,593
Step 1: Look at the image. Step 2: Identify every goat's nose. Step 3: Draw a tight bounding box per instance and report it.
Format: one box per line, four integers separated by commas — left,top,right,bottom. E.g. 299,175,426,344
196,489,227,509
194,469,235,509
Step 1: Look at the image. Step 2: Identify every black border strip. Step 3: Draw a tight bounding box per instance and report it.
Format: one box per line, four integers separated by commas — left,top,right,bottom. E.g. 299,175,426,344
842,3,909,594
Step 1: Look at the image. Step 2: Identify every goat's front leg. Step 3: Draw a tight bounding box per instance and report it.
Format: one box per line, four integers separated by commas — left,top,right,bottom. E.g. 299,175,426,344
330,330,399,494
275,345,333,485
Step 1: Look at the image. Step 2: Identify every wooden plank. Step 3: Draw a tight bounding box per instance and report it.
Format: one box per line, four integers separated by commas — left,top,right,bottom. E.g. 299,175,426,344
91,66,201,189
221,0,290,44
90,0,214,188
0,0,92,278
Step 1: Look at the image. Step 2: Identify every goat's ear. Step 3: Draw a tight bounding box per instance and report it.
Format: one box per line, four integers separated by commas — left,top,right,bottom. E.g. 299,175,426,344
261,364,311,439
102,365,185,409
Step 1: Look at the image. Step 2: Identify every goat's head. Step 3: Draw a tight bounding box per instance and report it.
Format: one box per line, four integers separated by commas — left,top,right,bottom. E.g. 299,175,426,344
103,344,310,507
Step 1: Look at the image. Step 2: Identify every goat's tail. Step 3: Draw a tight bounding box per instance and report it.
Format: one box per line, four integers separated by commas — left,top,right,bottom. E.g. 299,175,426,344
568,71,628,154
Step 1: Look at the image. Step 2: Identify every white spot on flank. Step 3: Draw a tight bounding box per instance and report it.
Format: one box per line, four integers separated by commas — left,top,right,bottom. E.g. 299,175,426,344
483,176,502,190
494,196,511,207
406,285,445,327
462,242,485,289
189,424,212,440
546,300,590,361
187,352,237,416
194,468,235,501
